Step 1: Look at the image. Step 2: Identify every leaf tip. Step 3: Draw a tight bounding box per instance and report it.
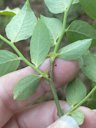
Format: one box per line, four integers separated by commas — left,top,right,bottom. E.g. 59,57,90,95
87,38,92,42
86,38,92,46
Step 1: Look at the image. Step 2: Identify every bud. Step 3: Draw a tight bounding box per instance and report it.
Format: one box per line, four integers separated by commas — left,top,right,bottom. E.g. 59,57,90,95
47,115,80,128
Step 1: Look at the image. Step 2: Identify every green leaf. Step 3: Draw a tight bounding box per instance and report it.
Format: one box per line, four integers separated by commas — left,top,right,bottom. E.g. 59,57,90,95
5,0,37,43
85,88,96,109
66,20,96,43
0,7,20,16
81,52,96,82
0,50,20,76
67,4,81,23
74,0,79,3
66,78,87,105
30,19,52,67
80,0,96,19
71,110,84,125
41,16,63,44
44,0,79,14
13,74,41,100
59,39,92,60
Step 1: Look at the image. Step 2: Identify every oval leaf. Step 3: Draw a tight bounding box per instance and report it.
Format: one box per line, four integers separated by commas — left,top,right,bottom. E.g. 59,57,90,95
81,52,96,82
66,78,87,105
80,0,96,19
66,20,96,43
0,50,20,76
41,15,63,44
30,19,52,67
5,0,37,42
44,0,79,14
59,39,92,60
13,74,41,100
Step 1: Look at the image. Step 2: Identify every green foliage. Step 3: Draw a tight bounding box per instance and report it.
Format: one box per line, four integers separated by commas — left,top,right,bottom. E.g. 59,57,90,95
81,52,96,82
41,16,63,44
66,78,87,105
0,50,20,76
0,7,20,16
80,0,96,19
86,88,96,109
30,19,52,67
66,20,96,44
59,39,92,60
5,0,37,43
67,4,81,23
44,0,79,14
13,74,41,100
71,110,84,125
0,0,96,121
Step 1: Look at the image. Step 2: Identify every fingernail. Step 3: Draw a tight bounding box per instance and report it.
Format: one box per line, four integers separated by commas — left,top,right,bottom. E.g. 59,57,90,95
93,109,96,112
47,115,80,128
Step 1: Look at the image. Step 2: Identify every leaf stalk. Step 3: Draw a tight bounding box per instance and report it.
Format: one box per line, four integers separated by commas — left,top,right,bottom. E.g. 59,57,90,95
67,85,96,115
0,34,48,79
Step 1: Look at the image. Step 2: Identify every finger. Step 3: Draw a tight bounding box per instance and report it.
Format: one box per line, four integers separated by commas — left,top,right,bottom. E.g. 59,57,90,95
3,101,69,128
3,102,96,128
0,67,42,127
0,59,79,110
3,118,18,128
40,59,79,87
47,107,96,128
0,59,79,127
80,107,96,128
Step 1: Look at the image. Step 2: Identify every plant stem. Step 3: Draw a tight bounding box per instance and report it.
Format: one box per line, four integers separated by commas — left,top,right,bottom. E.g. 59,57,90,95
0,34,63,117
54,12,67,53
54,0,74,53
49,0,74,116
67,85,96,115
0,0,73,117
0,34,48,78
49,59,63,117
49,79,64,117
48,0,74,117
50,59,54,80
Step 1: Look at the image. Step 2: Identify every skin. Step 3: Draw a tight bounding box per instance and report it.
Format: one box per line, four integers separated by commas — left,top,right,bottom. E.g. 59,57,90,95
0,58,96,128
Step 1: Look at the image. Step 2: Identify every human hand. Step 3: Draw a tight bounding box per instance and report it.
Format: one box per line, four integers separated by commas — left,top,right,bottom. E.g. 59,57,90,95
0,59,95,128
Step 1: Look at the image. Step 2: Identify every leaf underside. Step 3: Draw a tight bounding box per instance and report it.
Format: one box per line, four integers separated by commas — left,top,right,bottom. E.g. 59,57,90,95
0,50,20,76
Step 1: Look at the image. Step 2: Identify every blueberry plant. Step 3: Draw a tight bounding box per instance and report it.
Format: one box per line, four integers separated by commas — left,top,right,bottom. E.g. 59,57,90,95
0,0,96,127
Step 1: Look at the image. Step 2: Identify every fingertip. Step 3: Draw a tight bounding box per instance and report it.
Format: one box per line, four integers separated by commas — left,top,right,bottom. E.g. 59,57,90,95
54,58,79,87
80,107,96,128
16,101,68,128
40,58,79,87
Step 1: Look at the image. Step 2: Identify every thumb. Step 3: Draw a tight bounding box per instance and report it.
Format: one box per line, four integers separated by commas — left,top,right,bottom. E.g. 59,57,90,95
48,115,79,128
